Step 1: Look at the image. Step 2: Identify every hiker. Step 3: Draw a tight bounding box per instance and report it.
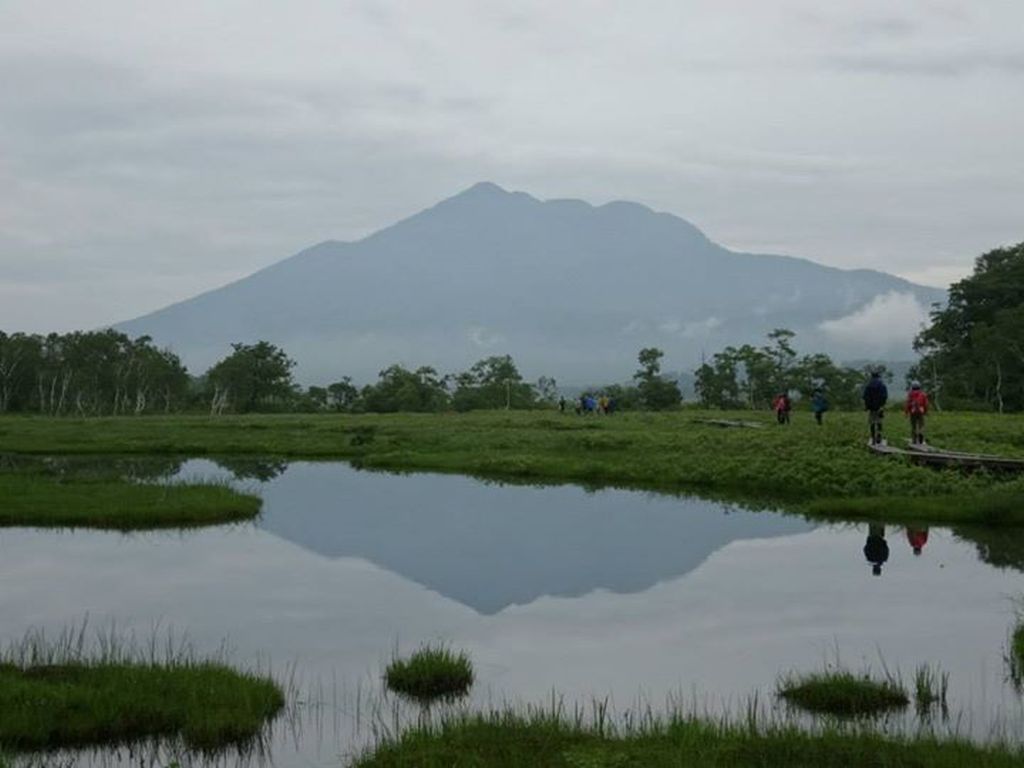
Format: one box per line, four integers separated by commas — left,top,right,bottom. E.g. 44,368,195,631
863,523,889,577
904,381,929,445
558,396,566,413
598,395,609,415
906,527,929,557
863,371,889,445
574,397,583,416
811,388,829,426
772,392,791,425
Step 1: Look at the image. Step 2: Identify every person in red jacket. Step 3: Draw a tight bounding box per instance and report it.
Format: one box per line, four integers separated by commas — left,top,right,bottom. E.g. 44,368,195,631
904,380,929,445
906,527,929,556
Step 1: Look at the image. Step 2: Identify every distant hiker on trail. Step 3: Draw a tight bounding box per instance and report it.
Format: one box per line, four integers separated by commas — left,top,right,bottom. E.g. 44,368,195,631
811,388,829,426
574,397,583,416
772,392,792,425
864,523,889,577
906,527,929,557
863,371,889,445
904,381,929,445
598,395,609,415
558,396,566,413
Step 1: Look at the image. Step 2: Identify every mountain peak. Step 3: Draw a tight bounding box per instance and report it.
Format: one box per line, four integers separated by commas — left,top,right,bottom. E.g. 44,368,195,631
458,181,510,197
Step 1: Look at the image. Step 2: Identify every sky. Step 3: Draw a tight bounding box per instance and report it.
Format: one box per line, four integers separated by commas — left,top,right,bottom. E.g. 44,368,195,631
2,0,1022,333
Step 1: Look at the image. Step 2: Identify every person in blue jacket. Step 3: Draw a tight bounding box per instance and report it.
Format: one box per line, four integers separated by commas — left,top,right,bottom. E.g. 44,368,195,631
863,371,889,445
811,388,829,426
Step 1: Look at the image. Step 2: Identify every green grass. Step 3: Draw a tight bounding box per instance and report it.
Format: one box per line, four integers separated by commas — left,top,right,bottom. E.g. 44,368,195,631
0,471,261,530
1010,622,1024,689
777,670,910,716
385,645,474,703
351,709,1024,767
1,409,1023,523
0,627,284,754
913,663,950,716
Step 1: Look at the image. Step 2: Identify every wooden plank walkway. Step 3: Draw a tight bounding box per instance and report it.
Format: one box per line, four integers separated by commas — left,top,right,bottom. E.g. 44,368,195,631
692,418,765,429
869,441,1024,472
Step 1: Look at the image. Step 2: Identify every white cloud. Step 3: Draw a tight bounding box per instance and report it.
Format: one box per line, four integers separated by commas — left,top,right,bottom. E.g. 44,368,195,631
818,291,930,351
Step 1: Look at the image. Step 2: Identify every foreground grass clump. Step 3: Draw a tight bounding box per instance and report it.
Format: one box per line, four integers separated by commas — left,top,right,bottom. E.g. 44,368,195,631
0,472,261,530
2,409,1024,522
0,627,284,753
352,710,1024,767
1009,622,1024,689
385,645,474,703
914,663,950,716
777,670,909,716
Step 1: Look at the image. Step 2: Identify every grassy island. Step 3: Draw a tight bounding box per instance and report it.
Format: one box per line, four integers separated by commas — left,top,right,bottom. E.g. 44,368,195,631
1,410,1023,524
0,629,284,754
0,471,261,530
385,645,474,703
778,670,910,716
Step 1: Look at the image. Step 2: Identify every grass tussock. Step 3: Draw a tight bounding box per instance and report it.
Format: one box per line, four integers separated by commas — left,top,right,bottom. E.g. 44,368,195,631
0,624,284,753
777,670,909,717
0,471,261,530
913,663,950,717
385,645,474,704
2,410,1024,523
1009,622,1024,690
352,707,1024,767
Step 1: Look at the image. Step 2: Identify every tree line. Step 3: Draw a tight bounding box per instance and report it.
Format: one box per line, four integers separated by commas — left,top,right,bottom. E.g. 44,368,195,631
693,328,884,411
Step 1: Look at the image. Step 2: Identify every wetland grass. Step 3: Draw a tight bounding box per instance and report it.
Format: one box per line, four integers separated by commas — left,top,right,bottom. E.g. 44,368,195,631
913,663,950,716
2,410,1023,524
777,670,909,717
384,645,474,703
352,707,1024,767
0,626,284,754
0,471,261,530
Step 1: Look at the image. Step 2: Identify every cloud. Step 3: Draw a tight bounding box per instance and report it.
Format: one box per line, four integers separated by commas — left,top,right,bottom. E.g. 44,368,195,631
819,292,930,351
823,51,1024,77
467,326,504,349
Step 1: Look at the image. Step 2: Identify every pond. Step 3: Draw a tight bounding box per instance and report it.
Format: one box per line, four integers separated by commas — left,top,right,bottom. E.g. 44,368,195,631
2,459,1024,766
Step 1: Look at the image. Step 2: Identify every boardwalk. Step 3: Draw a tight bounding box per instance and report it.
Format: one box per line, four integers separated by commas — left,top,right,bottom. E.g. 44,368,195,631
869,441,1024,472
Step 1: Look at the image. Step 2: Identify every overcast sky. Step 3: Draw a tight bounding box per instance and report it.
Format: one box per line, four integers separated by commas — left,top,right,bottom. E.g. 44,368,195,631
2,1,1022,332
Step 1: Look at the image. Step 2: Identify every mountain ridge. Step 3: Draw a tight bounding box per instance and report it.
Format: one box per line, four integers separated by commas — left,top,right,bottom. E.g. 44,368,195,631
116,182,944,383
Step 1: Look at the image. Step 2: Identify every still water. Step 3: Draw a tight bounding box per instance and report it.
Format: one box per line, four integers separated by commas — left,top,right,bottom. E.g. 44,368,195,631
2,459,1024,765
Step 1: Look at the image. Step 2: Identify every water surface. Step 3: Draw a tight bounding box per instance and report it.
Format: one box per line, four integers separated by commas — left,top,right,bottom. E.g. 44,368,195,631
2,460,1023,766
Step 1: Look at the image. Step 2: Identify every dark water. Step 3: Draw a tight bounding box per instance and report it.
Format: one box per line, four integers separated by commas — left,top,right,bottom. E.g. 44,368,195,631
2,459,1024,766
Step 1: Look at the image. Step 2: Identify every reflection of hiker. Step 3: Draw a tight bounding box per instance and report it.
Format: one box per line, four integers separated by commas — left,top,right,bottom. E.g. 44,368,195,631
906,527,929,556
811,388,829,426
863,371,889,445
904,381,929,445
864,523,890,577
772,393,792,425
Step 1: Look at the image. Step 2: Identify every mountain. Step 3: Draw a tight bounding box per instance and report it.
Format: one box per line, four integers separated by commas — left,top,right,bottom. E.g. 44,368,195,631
253,462,814,614
116,182,945,383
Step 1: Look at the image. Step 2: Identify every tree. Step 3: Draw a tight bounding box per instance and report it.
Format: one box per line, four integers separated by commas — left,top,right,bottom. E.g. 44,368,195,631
915,242,1024,411
361,365,449,412
633,347,682,410
206,341,297,414
327,377,361,412
450,355,538,411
